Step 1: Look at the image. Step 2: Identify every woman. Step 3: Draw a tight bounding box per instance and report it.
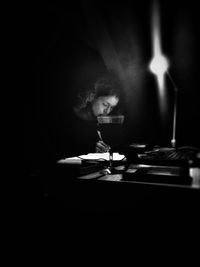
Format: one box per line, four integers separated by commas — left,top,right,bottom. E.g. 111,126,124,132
57,76,122,158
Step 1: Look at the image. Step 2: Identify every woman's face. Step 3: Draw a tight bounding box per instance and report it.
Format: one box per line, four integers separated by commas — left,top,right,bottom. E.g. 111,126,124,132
91,95,119,117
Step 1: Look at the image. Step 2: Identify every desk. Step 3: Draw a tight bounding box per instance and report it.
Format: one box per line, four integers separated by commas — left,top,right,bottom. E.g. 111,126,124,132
57,152,200,189
37,156,199,219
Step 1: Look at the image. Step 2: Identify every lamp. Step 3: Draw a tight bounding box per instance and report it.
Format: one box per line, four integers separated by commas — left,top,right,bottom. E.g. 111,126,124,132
149,55,179,148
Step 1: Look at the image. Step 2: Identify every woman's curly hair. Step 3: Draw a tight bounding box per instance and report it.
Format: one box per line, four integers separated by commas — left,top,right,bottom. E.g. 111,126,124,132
74,76,121,109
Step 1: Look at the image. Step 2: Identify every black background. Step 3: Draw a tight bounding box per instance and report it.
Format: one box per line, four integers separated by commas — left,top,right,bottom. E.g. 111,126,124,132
14,0,200,173
5,1,199,245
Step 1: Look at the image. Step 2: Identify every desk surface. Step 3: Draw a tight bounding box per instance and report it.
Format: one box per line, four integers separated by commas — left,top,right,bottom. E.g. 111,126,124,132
26,158,200,220
57,157,200,190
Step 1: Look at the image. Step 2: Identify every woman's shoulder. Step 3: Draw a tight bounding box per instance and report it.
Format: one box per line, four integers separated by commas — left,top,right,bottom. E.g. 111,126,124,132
73,107,86,120
73,104,96,121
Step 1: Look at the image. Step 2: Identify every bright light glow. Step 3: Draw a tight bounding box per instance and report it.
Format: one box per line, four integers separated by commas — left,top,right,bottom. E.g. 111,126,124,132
149,0,169,116
149,55,169,91
149,55,169,75
149,0,169,92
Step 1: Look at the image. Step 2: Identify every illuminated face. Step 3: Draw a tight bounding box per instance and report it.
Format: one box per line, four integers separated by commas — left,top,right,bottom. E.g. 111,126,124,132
91,95,119,117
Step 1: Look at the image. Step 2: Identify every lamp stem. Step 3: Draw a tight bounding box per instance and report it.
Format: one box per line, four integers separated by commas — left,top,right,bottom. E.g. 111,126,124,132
167,71,178,148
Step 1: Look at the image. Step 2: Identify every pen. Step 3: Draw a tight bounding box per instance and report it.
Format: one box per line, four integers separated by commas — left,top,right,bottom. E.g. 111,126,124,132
97,130,111,152
97,130,103,141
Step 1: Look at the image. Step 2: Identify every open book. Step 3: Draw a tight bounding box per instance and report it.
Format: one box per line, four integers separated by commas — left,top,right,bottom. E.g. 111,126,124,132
57,152,126,165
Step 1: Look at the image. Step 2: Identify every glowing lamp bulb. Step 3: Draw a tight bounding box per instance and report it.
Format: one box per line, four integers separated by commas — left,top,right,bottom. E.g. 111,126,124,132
149,55,169,75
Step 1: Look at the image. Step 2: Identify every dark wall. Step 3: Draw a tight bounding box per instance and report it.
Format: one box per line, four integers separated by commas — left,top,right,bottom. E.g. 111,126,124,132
18,0,200,173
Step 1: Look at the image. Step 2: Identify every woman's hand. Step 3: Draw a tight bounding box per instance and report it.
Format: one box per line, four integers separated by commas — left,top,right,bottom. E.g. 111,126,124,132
95,141,111,153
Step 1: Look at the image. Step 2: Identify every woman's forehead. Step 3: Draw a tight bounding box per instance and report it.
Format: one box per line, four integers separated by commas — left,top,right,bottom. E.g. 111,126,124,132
99,95,119,106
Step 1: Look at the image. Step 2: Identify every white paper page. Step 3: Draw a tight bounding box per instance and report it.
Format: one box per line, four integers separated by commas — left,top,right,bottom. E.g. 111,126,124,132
57,152,125,164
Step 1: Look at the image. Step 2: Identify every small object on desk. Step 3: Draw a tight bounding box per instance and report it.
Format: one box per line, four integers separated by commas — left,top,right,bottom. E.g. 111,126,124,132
98,174,123,181
123,163,193,185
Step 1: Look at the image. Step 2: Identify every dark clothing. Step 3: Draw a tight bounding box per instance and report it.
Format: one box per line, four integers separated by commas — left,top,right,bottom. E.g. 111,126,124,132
22,99,99,175
54,104,99,159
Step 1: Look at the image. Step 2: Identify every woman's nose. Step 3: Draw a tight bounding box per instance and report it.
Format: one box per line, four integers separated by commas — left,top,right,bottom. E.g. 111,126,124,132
103,108,108,115
104,107,110,115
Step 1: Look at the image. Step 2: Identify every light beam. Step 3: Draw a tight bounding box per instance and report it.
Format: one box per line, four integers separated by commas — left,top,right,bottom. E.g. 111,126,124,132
149,0,179,148
149,0,168,97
